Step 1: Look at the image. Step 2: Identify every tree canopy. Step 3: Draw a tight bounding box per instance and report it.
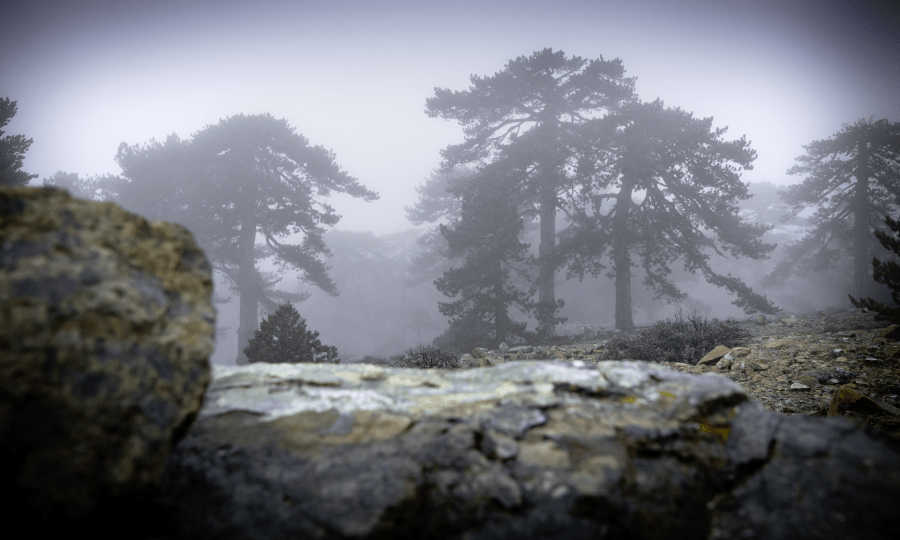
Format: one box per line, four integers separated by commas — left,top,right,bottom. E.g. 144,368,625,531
564,100,777,330
0,98,37,187
111,113,378,363
433,164,538,350
766,117,900,299
426,48,636,336
850,215,900,323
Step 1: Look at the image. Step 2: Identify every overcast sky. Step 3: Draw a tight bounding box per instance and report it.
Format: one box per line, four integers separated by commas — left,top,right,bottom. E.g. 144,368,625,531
2,0,898,234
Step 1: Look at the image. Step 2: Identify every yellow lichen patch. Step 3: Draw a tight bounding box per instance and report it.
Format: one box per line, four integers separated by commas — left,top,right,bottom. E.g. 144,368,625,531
697,418,731,444
659,391,676,399
620,396,637,404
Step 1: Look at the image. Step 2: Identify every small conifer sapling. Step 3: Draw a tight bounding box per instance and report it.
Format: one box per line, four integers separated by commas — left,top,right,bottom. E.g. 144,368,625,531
243,303,339,363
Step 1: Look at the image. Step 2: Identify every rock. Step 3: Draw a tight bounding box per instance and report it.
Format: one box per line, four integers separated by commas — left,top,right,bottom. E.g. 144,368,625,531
790,382,811,391
755,314,767,325
508,346,533,354
763,337,802,350
881,325,900,341
472,347,489,359
0,188,214,529
730,347,752,358
498,342,509,354
829,385,900,418
156,360,900,540
698,344,732,366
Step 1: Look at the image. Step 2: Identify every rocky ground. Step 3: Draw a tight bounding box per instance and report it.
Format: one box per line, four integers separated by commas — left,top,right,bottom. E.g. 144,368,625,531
459,309,900,439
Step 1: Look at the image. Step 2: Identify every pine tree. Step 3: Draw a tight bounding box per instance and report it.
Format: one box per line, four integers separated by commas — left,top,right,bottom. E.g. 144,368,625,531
849,215,900,324
111,114,378,364
766,117,900,299
0,98,37,187
243,303,338,364
426,48,636,336
433,165,539,350
564,99,777,330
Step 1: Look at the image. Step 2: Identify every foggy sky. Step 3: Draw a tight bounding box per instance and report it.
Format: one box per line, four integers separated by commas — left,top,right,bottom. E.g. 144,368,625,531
3,0,899,365
2,0,898,234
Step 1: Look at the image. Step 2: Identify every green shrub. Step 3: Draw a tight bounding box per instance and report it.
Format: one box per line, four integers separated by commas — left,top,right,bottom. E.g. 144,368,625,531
391,344,463,369
243,303,339,364
600,310,750,364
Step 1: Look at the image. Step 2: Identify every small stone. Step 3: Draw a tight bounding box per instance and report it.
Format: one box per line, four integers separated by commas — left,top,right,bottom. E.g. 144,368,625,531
716,357,734,370
828,378,840,384
699,345,732,366
458,353,476,368
755,314,767,325
498,342,509,353
790,382,811,391
472,348,489,359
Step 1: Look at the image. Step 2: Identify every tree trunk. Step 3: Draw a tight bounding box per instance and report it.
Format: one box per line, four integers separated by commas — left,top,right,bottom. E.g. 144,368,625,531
493,257,507,346
853,132,871,300
537,176,558,337
613,180,635,331
235,193,259,365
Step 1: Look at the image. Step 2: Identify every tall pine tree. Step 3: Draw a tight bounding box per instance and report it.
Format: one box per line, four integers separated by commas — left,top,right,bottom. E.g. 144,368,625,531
112,114,378,364
766,117,900,299
434,164,539,350
426,48,636,337
564,100,777,330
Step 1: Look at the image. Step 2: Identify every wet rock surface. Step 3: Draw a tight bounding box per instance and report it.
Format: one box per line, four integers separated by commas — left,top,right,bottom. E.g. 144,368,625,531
157,356,900,539
0,187,215,531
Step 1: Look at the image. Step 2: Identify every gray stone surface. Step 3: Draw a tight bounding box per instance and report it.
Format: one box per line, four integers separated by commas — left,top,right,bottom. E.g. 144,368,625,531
159,359,900,539
0,187,215,525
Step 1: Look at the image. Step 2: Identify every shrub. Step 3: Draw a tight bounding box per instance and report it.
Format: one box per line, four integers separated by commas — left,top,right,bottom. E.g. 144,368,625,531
243,303,339,364
600,310,751,364
391,344,463,369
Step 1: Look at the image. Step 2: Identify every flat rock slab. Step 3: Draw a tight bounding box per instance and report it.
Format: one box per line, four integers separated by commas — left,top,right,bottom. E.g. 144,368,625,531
159,360,900,540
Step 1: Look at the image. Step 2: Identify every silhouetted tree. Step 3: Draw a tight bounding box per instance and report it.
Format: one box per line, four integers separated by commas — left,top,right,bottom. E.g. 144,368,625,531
112,114,378,364
244,303,338,363
405,166,476,286
850,215,900,323
426,48,636,336
433,165,539,350
565,100,777,330
766,117,900,299
0,98,37,187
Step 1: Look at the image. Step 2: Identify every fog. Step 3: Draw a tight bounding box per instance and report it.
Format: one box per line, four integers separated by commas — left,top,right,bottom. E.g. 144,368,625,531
2,0,898,365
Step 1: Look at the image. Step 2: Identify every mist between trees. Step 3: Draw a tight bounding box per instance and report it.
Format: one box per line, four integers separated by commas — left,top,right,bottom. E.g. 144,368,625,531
7,49,899,365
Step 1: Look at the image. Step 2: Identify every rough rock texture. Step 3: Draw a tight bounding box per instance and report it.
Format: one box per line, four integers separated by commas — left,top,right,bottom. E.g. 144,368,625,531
462,310,900,438
158,359,900,539
0,187,215,526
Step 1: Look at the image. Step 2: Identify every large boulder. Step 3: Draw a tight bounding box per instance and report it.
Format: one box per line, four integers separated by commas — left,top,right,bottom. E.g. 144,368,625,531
159,359,900,540
0,187,215,529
